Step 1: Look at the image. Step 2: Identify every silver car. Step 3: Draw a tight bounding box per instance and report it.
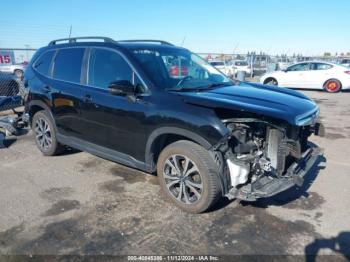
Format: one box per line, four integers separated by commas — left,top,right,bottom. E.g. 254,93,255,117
0,62,27,78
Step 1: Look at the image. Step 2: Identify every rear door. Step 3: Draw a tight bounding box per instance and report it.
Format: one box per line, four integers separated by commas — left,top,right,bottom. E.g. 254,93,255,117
307,63,334,89
50,47,87,139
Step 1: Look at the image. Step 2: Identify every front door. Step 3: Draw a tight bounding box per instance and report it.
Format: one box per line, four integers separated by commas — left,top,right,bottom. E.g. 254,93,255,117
279,62,311,88
79,48,150,162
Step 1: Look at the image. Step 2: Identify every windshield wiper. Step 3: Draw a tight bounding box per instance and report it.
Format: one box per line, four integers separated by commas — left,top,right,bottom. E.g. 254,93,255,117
205,82,232,89
167,82,232,92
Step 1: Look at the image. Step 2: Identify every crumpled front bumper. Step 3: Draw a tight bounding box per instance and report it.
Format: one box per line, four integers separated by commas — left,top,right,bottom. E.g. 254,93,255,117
226,146,324,201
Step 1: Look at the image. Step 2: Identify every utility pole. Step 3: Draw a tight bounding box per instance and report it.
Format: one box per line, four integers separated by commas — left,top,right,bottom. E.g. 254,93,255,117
25,44,30,61
181,36,186,47
68,25,72,39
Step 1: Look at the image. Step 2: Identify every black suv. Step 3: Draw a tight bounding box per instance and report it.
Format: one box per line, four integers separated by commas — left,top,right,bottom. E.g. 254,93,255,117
24,37,323,213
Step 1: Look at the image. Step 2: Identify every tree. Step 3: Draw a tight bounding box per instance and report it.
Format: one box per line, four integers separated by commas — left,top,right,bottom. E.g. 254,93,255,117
323,52,331,57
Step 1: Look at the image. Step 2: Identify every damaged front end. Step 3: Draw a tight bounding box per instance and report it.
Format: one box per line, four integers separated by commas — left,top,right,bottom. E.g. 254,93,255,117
212,117,324,201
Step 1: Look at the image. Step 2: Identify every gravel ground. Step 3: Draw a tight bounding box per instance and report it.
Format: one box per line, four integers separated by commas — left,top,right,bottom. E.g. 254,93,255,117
0,90,349,260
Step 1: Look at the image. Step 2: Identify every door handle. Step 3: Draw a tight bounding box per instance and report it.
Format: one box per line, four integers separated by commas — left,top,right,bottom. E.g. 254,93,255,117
83,94,93,103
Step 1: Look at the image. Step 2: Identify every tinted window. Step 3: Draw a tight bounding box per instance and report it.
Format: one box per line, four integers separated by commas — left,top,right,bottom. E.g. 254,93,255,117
88,49,133,89
53,48,85,83
34,51,55,76
287,63,310,71
312,63,333,70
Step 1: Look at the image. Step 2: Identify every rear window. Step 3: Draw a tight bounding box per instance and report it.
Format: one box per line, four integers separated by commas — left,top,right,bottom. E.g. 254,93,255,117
34,51,55,76
312,63,333,70
53,48,85,83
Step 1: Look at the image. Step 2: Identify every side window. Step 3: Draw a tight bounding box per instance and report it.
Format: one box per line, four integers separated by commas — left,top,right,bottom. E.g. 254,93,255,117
88,49,133,89
34,51,55,76
312,63,333,70
53,48,85,83
287,63,310,71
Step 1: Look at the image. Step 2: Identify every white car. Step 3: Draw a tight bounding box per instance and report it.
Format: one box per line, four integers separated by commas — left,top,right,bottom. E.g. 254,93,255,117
260,61,350,93
230,60,252,75
209,61,234,77
0,62,27,78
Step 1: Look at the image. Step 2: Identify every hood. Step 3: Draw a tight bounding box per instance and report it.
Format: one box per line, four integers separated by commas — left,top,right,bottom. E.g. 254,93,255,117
178,82,319,126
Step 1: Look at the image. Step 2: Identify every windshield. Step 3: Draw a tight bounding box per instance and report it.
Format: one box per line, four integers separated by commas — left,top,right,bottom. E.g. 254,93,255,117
129,47,232,90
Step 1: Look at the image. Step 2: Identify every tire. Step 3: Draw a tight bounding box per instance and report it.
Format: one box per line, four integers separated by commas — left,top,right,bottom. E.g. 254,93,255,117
14,69,23,79
323,79,341,93
157,140,222,213
263,77,278,86
32,110,65,156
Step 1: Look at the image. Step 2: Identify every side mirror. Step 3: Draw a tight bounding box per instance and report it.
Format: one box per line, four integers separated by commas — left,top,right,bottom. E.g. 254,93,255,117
108,80,135,96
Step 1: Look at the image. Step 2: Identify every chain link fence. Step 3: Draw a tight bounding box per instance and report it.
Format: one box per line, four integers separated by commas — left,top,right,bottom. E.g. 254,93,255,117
0,48,35,103
197,52,344,77
0,47,347,102
0,48,33,117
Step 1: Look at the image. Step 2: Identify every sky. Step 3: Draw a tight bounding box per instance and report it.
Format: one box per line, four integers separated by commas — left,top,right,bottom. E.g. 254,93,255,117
0,0,349,56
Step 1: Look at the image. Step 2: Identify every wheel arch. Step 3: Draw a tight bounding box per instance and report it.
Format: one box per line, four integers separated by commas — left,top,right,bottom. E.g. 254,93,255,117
27,100,55,126
145,127,213,172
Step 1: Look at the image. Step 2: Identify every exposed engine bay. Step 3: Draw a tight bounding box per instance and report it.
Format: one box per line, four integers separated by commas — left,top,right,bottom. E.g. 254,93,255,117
212,117,324,201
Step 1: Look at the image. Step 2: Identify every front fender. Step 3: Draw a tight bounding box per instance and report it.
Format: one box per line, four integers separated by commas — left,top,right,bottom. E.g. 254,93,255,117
145,127,217,170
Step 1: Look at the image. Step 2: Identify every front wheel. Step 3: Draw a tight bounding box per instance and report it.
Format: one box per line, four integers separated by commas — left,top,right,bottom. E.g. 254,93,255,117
157,140,222,213
264,78,278,86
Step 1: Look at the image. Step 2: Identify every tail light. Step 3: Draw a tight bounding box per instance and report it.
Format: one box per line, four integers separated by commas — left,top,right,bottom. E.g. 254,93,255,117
345,71,350,75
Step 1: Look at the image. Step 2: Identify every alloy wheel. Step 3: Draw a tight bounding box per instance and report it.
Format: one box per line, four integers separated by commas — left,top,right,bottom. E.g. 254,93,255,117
325,81,340,93
163,154,203,204
34,117,52,151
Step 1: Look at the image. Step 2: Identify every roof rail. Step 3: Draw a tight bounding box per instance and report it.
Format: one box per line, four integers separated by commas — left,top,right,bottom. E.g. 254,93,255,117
48,36,115,46
117,40,174,46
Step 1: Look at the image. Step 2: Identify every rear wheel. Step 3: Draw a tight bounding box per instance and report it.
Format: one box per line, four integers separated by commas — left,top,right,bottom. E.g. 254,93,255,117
32,110,65,156
264,77,278,86
157,140,221,213
14,69,23,79
323,79,341,93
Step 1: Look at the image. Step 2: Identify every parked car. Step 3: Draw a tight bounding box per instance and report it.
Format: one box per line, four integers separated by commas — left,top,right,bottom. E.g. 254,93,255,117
0,61,27,79
230,60,251,76
275,57,292,71
24,37,323,213
337,58,350,67
260,61,350,93
209,60,234,77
